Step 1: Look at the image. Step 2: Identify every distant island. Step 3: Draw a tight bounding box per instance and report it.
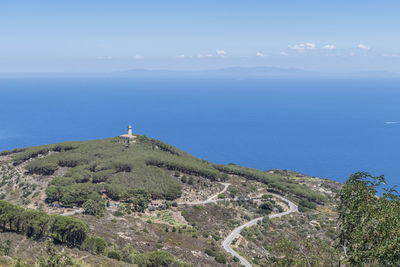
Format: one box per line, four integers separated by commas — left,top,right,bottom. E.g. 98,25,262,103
1,66,399,79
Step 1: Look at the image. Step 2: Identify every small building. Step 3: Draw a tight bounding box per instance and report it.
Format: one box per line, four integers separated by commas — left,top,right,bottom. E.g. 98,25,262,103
150,200,162,207
119,125,136,144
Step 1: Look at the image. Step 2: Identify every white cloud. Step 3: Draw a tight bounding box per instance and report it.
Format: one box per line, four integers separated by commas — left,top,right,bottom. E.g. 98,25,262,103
256,52,265,57
323,45,336,50
357,44,370,50
280,51,288,56
288,42,316,51
176,54,185,58
134,55,144,59
198,54,213,58
216,50,226,56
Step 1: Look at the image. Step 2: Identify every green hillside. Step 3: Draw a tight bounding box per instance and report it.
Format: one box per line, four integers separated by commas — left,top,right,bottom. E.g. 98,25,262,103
1,135,325,208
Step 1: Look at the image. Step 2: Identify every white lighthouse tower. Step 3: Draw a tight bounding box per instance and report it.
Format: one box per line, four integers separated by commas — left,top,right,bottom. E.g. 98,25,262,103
119,124,136,144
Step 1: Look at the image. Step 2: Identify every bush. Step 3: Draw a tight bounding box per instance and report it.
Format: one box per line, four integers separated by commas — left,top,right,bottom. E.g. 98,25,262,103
81,236,107,254
135,250,191,267
262,194,272,199
259,201,274,214
212,234,221,241
82,199,105,217
217,193,225,199
113,210,124,217
204,248,217,257
181,176,187,183
214,252,226,264
299,199,317,210
107,250,121,261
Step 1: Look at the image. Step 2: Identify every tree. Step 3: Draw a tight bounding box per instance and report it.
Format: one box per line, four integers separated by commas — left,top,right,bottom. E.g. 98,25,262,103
259,201,274,214
0,200,88,248
337,172,400,265
119,189,150,212
82,199,105,217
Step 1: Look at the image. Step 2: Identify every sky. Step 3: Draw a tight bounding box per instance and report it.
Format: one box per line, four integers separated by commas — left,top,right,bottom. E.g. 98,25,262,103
1,0,400,73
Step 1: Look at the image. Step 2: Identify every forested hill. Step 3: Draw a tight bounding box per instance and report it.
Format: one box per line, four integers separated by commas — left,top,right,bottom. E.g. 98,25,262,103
0,135,325,209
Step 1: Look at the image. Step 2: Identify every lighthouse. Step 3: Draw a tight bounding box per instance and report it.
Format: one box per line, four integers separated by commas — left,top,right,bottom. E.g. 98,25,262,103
119,125,136,144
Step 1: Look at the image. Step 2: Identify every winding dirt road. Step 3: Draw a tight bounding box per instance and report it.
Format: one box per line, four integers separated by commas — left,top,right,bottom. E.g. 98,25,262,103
60,208,83,216
222,194,298,267
177,182,230,205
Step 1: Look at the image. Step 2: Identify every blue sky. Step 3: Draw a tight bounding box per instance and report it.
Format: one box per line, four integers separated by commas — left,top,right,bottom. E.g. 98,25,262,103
1,0,400,73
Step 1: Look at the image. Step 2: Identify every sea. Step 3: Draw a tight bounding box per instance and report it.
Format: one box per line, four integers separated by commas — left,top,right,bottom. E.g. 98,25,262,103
0,77,399,186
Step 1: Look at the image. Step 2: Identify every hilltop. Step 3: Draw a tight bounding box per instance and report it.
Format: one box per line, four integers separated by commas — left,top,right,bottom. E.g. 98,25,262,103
0,134,341,266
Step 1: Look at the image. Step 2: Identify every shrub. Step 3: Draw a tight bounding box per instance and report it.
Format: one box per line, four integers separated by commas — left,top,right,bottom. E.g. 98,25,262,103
113,210,124,217
214,252,226,264
81,236,107,254
135,250,191,267
212,234,221,241
82,199,105,217
217,193,225,199
259,201,274,214
299,199,317,210
204,248,217,257
107,250,121,261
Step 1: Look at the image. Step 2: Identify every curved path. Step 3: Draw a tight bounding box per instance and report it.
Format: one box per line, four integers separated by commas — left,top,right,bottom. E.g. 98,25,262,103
60,182,297,267
61,208,83,216
222,194,298,267
177,182,230,205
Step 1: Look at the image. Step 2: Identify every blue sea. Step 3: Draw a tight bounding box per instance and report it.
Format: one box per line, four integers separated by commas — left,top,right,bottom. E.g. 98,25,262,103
1,77,399,185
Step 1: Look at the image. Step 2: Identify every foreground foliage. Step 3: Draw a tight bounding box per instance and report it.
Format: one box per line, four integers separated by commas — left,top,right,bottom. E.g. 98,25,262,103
337,172,400,265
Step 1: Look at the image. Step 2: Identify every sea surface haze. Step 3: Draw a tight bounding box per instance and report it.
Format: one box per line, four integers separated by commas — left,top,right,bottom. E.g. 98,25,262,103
1,77,399,185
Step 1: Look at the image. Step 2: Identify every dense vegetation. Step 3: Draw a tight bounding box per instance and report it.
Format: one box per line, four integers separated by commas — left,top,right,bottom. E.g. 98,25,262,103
215,164,326,205
0,200,88,247
4,135,325,208
337,172,400,266
0,200,194,266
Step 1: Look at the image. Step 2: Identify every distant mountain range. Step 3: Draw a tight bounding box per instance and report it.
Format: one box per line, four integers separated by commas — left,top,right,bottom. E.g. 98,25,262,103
113,67,400,78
